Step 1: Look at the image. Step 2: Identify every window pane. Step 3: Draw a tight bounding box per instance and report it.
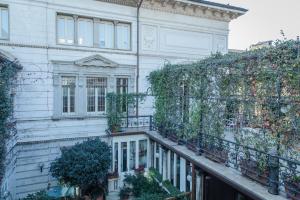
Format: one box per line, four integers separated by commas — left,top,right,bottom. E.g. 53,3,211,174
62,76,76,113
116,78,128,112
0,8,8,39
63,87,68,113
116,23,130,50
130,141,136,170
57,16,74,44
121,142,127,172
114,143,118,172
78,18,93,46
139,140,147,169
87,88,95,112
98,21,114,48
86,77,107,112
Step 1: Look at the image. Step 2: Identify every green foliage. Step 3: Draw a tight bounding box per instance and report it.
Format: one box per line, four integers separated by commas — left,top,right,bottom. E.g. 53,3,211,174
50,139,111,189
135,193,166,200
106,93,146,132
0,59,21,184
148,40,300,153
22,191,57,200
122,173,165,197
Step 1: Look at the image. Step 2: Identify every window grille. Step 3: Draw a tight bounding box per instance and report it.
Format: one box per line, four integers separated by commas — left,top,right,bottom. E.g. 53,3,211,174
86,77,107,113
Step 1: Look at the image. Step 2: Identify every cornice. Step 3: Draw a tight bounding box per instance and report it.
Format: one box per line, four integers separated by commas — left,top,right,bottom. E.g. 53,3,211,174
95,0,245,22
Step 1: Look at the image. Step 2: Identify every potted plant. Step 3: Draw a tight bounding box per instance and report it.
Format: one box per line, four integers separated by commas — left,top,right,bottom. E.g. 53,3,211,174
284,173,300,199
186,138,198,152
134,165,145,174
107,172,119,179
239,155,269,186
119,187,131,200
203,136,229,164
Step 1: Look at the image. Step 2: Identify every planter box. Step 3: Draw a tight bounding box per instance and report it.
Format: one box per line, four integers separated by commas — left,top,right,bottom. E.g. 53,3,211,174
168,134,179,143
186,139,198,152
204,148,228,164
239,159,269,186
285,181,300,200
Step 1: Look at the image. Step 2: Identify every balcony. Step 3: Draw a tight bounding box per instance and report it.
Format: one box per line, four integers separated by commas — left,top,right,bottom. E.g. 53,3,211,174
110,115,300,200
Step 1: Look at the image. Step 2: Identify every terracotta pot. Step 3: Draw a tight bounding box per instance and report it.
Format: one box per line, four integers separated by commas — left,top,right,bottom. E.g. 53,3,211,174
285,180,300,200
204,148,228,164
168,134,178,143
186,139,198,152
239,159,269,186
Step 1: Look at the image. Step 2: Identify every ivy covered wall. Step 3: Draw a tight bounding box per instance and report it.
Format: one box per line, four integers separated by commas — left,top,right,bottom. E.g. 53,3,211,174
0,55,21,185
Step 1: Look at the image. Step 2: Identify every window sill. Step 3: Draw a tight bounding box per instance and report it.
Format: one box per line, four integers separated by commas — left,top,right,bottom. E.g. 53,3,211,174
52,114,107,121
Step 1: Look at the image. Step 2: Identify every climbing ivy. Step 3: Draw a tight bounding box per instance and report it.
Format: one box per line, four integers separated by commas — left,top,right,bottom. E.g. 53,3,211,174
106,93,146,132
148,40,300,155
0,57,21,185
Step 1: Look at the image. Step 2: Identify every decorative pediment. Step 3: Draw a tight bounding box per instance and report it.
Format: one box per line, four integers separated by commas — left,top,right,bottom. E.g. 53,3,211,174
74,54,119,68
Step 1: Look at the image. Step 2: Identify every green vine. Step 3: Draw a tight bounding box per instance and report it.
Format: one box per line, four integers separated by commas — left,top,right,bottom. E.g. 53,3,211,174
148,40,300,155
0,57,21,185
106,93,146,132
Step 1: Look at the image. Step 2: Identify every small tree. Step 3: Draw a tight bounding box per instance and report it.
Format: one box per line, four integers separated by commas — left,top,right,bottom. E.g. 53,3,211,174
50,139,111,190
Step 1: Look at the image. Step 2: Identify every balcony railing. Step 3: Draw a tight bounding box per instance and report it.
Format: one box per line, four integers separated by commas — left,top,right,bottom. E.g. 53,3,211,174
117,115,300,199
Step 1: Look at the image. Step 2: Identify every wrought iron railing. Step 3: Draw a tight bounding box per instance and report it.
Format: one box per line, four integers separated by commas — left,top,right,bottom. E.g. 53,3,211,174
120,115,153,130
118,115,300,198
158,126,300,199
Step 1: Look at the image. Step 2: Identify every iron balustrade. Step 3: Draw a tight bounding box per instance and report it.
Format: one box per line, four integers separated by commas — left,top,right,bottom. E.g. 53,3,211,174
119,115,300,199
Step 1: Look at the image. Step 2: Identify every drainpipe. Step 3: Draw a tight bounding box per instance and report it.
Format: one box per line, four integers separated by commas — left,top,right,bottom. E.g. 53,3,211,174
136,0,144,117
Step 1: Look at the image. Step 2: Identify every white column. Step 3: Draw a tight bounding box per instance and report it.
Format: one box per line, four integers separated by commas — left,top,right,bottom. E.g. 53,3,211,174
173,153,177,187
118,142,121,174
127,141,130,172
135,140,139,169
196,173,202,200
159,146,163,174
112,141,115,172
147,139,151,169
180,157,186,192
153,142,157,169
167,150,171,180
163,150,167,180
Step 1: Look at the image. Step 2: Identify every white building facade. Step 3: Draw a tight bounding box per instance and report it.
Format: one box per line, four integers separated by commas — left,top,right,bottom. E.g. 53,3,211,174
0,0,246,199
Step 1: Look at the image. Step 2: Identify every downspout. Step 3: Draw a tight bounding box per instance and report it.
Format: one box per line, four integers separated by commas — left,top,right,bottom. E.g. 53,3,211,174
136,0,144,117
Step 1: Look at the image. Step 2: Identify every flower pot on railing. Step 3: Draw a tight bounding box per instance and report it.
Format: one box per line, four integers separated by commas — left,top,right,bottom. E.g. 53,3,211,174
203,147,229,164
107,172,119,180
186,139,198,153
168,133,179,143
134,166,145,174
239,158,269,186
284,178,300,200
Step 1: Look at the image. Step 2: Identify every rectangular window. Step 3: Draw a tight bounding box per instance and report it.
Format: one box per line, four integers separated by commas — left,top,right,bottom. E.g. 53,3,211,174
57,15,74,44
116,78,128,113
139,140,147,169
97,21,114,49
114,142,118,172
86,77,107,113
0,6,8,39
116,23,130,50
121,142,128,172
130,141,136,170
78,18,93,46
62,76,76,114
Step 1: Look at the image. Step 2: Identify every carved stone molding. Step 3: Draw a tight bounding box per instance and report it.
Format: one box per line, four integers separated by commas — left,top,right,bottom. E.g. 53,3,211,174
74,54,119,68
95,0,245,22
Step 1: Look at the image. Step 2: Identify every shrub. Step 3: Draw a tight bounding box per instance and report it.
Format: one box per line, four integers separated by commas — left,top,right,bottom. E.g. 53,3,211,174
50,139,111,190
22,191,56,200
